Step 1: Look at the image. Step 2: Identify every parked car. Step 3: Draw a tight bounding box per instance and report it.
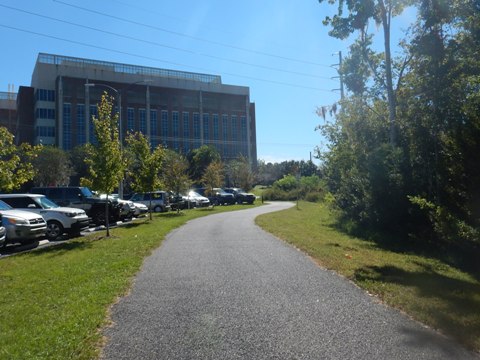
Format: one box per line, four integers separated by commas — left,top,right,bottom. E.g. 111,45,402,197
0,215,5,249
132,202,148,217
0,200,47,247
224,188,256,204
130,191,170,212
197,188,235,206
0,194,90,240
99,194,136,221
183,190,211,208
30,187,122,226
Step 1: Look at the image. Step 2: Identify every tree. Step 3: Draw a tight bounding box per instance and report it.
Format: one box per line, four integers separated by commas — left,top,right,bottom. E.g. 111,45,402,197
125,131,166,220
82,93,124,236
33,146,73,186
225,156,256,190
162,149,191,211
319,0,415,145
69,145,91,186
201,161,224,199
187,145,221,183
0,126,41,192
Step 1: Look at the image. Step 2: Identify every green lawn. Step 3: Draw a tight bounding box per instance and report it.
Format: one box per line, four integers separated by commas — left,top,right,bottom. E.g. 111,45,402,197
255,201,480,353
0,204,258,360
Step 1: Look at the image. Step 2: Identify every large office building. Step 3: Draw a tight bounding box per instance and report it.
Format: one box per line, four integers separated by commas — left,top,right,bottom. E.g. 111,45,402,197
2,53,257,164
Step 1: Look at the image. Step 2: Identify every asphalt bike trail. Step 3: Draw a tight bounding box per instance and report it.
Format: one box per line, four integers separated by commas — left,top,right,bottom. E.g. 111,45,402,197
101,202,478,359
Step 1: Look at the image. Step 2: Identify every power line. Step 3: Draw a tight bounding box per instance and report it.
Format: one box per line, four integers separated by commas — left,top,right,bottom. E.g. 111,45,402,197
52,0,333,68
0,4,335,81
0,23,334,93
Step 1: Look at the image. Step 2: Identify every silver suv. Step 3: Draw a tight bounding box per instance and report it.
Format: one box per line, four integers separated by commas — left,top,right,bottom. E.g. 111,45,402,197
129,191,170,212
0,199,47,247
0,194,89,240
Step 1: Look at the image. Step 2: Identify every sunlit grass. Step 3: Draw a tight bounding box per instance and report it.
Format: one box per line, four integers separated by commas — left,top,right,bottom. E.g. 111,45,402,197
256,201,480,352
0,203,259,360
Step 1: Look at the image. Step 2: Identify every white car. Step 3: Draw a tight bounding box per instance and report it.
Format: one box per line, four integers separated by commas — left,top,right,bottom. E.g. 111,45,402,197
0,200,47,247
183,190,210,208
0,194,89,240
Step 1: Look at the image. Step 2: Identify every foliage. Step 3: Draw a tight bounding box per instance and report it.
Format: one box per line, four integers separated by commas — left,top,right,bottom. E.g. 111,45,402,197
201,160,224,196
225,155,256,190
69,145,90,186
162,149,190,196
187,145,221,183
82,93,124,195
317,1,480,247
82,93,125,235
125,131,166,220
33,146,73,186
0,126,42,192
256,159,319,186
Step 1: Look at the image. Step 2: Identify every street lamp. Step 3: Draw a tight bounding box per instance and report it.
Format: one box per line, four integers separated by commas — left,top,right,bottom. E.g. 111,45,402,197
84,83,124,198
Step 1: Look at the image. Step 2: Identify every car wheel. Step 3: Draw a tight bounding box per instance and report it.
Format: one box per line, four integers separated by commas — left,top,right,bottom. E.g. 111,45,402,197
153,205,162,213
93,209,106,225
47,220,64,241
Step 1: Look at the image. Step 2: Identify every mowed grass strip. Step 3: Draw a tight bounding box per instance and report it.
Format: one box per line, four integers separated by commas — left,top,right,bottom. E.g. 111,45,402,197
0,204,258,360
255,201,480,352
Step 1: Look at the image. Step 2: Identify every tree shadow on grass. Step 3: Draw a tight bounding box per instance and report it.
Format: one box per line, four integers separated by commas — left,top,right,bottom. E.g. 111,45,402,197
327,219,480,281
26,240,94,257
354,263,480,351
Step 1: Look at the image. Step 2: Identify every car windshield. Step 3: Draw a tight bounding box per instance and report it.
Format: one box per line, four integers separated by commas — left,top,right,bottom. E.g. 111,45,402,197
80,187,94,197
216,189,228,195
0,200,12,210
188,191,202,197
36,197,60,209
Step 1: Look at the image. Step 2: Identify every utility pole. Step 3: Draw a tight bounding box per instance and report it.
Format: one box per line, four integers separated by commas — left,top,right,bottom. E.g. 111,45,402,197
331,51,345,100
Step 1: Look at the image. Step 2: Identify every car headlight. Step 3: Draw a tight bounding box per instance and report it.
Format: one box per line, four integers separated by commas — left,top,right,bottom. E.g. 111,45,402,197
6,217,29,225
62,212,77,217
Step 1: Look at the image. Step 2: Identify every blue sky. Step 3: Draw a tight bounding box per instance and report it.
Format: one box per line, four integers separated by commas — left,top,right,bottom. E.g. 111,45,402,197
0,0,416,163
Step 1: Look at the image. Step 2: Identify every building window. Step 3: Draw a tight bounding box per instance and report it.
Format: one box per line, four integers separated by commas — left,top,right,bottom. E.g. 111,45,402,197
231,115,238,141
127,107,135,132
77,104,86,145
203,113,209,142
213,114,219,141
139,109,146,134
63,103,72,150
89,105,98,144
193,112,200,148
36,89,55,102
35,108,55,119
183,112,189,138
240,115,247,141
36,126,55,137
172,111,179,138
150,110,157,136
161,110,168,144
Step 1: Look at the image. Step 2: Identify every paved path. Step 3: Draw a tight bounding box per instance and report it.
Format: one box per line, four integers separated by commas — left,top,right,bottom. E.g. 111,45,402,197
102,202,478,359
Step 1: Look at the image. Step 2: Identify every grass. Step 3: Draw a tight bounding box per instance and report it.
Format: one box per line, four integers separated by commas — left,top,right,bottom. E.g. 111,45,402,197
0,204,259,360
255,201,480,353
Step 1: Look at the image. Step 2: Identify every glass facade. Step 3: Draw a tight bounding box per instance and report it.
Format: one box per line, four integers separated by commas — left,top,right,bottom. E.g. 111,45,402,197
63,103,72,150
127,108,135,132
139,109,146,134
77,104,86,144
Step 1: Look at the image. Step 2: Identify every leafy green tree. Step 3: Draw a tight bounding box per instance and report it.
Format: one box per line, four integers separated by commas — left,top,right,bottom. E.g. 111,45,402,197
125,131,166,220
201,160,224,198
0,126,41,192
318,0,415,145
187,145,221,183
226,156,256,190
33,146,73,186
162,149,191,205
82,93,124,236
69,145,90,186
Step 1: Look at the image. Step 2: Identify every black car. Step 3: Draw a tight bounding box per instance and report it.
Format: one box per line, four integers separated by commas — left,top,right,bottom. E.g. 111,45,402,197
30,186,122,226
196,188,235,206
224,188,256,204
